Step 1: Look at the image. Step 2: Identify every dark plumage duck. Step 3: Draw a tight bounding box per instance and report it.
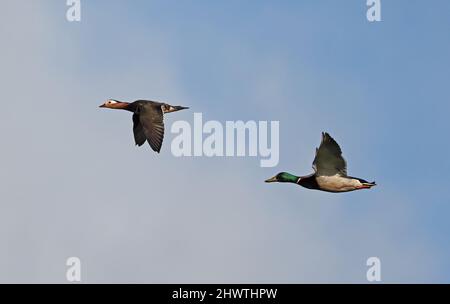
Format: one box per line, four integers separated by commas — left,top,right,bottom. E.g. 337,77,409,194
99,99,188,153
265,132,376,193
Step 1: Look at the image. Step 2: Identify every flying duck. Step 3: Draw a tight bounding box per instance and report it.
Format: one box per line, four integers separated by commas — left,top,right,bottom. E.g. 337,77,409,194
265,132,376,193
99,99,189,153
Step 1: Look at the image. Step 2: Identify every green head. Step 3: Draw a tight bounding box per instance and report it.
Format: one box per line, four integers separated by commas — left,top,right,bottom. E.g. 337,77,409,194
265,172,299,184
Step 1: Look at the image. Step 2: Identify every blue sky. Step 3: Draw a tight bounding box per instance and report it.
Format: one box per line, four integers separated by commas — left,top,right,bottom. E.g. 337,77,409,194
0,0,449,283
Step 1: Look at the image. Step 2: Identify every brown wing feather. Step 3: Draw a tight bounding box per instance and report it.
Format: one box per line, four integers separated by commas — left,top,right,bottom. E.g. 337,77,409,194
137,104,165,153
132,114,147,146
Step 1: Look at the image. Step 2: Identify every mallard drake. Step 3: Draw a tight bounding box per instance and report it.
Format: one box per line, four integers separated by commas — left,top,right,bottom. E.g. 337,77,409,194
265,132,376,193
99,99,189,153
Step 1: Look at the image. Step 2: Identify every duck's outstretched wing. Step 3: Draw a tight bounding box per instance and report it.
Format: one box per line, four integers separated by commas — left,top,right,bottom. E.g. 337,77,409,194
133,103,165,153
312,132,347,176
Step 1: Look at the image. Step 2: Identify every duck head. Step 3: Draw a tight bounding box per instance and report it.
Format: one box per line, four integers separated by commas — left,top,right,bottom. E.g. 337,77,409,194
99,99,130,110
265,172,299,184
